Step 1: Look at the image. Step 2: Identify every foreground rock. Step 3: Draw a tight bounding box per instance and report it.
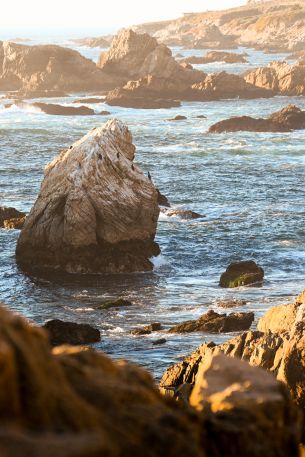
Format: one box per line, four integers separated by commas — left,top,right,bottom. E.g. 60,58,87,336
0,41,118,93
6,101,95,116
0,304,301,457
245,61,305,96
181,51,248,65
0,206,26,229
169,310,254,333
190,353,301,457
16,119,160,275
161,289,305,440
43,319,101,346
209,105,305,133
219,260,264,288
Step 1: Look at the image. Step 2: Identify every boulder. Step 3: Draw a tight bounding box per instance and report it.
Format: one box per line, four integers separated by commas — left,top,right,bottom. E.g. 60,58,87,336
244,60,305,96
42,319,101,346
0,41,118,93
209,105,305,133
0,305,205,457
16,119,160,275
181,51,248,64
97,298,133,310
190,353,301,457
168,309,254,333
219,260,264,288
0,207,25,228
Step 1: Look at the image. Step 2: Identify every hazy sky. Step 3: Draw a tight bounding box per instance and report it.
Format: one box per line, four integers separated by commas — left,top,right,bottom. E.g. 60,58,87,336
2,0,246,36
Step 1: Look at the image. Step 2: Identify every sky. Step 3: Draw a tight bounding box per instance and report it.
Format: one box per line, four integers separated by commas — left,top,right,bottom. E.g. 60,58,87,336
1,0,246,37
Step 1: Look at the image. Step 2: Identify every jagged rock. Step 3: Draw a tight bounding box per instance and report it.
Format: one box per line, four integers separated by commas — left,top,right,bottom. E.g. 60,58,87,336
180,51,248,64
245,61,305,96
157,189,170,207
16,119,160,275
98,29,203,87
0,41,118,93
5,101,95,116
42,319,101,346
131,322,162,335
168,115,187,121
168,310,254,333
0,207,25,228
209,105,305,133
0,305,205,457
190,353,301,457
219,260,264,288
161,208,203,219
257,302,299,334
97,298,133,310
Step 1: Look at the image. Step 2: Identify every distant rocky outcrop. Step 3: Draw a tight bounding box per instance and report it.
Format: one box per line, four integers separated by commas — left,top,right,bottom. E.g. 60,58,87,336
0,304,301,457
0,41,119,94
168,309,254,333
219,260,264,288
209,105,305,133
16,119,160,275
180,51,248,64
71,36,110,48
244,60,305,95
0,206,26,230
160,288,305,442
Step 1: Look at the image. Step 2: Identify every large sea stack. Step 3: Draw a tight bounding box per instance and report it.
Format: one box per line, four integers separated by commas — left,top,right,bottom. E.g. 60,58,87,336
16,119,160,275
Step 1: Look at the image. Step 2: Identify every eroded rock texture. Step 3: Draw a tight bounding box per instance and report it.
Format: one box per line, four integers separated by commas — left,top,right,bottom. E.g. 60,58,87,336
16,119,160,275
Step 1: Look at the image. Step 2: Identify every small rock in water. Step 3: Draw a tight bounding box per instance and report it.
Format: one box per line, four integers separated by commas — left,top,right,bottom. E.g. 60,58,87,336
0,207,26,229
219,260,264,288
99,110,111,115
131,322,162,335
152,338,167,345
196,114,207,119
42,319,101,346
98,298,133,310
168,115,187,121
161,208,203,219
217,299,247,308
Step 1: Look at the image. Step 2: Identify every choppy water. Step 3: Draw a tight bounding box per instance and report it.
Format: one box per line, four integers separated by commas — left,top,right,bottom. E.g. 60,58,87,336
0,45,304,380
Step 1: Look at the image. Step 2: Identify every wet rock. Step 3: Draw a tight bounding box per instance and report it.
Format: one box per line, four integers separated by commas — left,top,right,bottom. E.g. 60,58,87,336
209,105,305,133
157,189,170,207
190,353,301,457
161,208,203,219
42,319,101,346
0,41,118,92
181,51,248,64
152,338,167,345
0,207,26,228
99,110,111,115
219,260,264,288
16,119,160,275
73,97,105,104
97,298,133,310
217,298,247,308
196,114,207,119
5,101,95,115
168,115,187,121
168,309,254,333
0,305,205,457
132,322,162,335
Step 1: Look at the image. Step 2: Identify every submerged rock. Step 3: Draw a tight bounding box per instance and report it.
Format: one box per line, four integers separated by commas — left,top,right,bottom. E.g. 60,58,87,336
5,101,95,116
168,309,254,333
161,208,203,219
209,105,305,133
43,319,101,346
16,119,160,275
0,207,26,229
219,260,264,288
168,115,187,121
97,298,133,310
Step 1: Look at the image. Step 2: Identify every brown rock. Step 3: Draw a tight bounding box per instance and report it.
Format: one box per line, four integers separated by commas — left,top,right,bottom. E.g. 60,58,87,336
42,319,101,346
217,298,247,308
73,97,105,104
168,115,187,121
132,322,162,335
152,338,167,345
0,207,25,228
219,260,264,288
161,208,203,219
16,119,160,275
97,298,132,310
3,216,26,230
168,309,254,333
157,189,170,207
181,51,248,64
5,101,95,115
209,105,305,133
257,302,299,334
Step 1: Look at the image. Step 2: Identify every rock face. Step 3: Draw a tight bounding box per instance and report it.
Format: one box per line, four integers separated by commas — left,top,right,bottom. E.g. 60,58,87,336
168,310,254,333
219,260,264,288
42,319,101,346
209,105,305,133
0,41,117,94
0,305,205,457
160,289,305,441
0,207,26,229
16,119,160,275
190,353,301,457
244,61,305,96
180,51,248,65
